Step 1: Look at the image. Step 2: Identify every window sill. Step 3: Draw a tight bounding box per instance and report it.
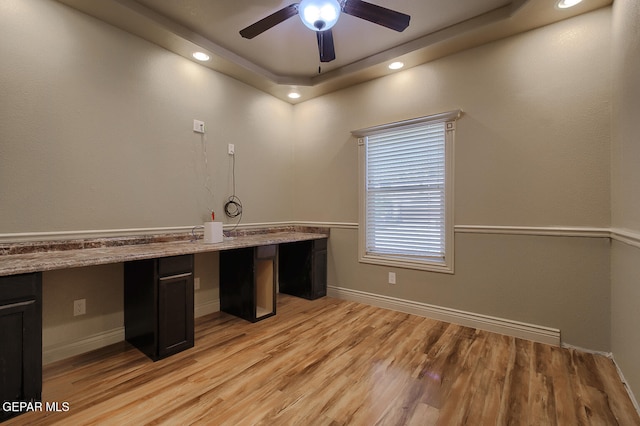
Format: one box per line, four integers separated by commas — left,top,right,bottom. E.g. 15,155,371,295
359,253,454,274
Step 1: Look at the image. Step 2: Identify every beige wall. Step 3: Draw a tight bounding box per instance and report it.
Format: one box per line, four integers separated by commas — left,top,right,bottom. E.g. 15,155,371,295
292,10,611,227
611,0,640,400
43,264,123,353
294,9,612,350
0,0,295,232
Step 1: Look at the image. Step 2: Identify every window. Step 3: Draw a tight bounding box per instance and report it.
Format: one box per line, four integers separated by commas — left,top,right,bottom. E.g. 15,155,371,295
353,110,460,273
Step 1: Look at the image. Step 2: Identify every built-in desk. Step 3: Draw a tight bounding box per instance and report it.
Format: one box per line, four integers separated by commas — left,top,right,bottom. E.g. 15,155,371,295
0,226,328,421
0,227,329,277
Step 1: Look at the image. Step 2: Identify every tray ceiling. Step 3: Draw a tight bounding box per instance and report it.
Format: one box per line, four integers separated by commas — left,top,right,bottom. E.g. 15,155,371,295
57,0,611,103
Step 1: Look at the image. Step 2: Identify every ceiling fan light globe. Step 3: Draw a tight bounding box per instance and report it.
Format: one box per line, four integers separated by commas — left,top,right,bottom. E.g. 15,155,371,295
299,0,341,31
557,0,583,8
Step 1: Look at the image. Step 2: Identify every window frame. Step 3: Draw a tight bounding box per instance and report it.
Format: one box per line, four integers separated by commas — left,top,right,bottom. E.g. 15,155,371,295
353,110,460,274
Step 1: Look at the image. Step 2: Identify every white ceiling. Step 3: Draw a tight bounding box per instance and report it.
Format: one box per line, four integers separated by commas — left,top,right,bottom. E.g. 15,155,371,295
57,0,611,103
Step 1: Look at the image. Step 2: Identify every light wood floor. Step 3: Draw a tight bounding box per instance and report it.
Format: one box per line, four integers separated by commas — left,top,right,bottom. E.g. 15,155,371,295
7,295,640,425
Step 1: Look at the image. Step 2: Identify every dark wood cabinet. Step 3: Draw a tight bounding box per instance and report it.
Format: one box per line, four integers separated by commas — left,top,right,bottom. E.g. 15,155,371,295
124,255,194,361
220,245,276,322
279,238,327,300
0,273,42,422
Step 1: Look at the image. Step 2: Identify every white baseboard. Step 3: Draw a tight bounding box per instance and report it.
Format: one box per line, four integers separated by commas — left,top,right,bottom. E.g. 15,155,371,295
43,301,220,365
327,285,561,346
560,342,612,357
195,300,220,318
43,327,125,365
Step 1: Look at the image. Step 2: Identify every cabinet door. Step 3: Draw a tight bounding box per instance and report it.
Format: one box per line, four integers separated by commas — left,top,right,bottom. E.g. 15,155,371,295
0,273,42,422
158,273,194,359
0,300,38,407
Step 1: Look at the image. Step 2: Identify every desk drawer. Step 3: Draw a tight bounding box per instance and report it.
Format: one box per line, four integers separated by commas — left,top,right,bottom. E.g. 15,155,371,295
256,245,276,259
158,255,193,277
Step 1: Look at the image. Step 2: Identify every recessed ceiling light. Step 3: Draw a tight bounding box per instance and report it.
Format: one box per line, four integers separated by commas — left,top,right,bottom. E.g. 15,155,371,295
557,0,583,8
389,62,404,70
192,52,210,61
288,92,301,99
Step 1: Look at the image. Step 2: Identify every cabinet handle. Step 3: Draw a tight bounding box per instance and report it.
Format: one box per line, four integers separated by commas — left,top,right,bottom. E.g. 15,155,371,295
159,272,192,281
0,298,35,312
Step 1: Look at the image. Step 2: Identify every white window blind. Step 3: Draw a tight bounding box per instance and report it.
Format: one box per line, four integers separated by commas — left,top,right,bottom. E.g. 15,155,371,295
365,122,446,261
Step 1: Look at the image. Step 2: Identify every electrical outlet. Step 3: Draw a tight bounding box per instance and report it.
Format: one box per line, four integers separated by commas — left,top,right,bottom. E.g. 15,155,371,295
193,119,205,134
194,277,201,290
73,299,86,316
228,144,235,155
388,272,396,285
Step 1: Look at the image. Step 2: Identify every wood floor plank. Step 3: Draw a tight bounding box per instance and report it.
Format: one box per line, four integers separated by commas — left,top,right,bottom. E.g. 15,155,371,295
417,324,475,410
435,330,494,425
467,332,512,424
549,343,582,425
5,295,639,426
528,342,558,426
497,337,532,425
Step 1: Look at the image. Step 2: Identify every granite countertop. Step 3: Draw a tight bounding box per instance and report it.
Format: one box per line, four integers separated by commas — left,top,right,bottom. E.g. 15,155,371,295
0,226,329,277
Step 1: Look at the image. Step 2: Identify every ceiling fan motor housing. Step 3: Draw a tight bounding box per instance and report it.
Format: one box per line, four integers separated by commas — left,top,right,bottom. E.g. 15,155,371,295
299,0,341,31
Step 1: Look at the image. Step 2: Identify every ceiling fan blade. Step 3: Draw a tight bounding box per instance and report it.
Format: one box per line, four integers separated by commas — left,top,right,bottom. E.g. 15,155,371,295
316,29,336,63
342,0,410,32
239,4,299,39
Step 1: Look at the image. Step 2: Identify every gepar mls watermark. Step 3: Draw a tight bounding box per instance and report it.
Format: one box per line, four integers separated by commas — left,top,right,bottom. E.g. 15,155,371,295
2,401,70,413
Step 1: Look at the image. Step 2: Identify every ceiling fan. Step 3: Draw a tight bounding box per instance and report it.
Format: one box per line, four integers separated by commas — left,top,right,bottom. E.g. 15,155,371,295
239,0,411,63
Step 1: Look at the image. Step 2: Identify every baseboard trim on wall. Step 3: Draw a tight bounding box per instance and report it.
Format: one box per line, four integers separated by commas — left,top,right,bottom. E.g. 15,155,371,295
327,285,561,346
560,342,612,357
195,300,220,318
43,327,125,365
